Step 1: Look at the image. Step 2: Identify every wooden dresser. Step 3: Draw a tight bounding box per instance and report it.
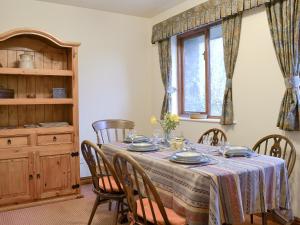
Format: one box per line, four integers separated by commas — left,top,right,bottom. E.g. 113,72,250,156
0,28,80,209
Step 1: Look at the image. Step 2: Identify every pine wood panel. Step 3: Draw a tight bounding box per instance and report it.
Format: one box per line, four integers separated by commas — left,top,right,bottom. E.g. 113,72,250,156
0,74,8,127
38,153,76,199
37,133,72,146
0,76,71,99
0,50,7,67
71,47,80,192
0,102,73,128
0,136,29,148
0,37,69,70
0,152,34,205
0,74,72,129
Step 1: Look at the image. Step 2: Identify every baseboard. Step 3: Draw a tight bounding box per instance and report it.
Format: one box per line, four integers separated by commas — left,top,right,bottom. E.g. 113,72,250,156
80,176,92,185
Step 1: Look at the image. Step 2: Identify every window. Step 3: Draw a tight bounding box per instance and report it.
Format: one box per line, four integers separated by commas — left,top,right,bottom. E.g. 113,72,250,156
176,24,226,118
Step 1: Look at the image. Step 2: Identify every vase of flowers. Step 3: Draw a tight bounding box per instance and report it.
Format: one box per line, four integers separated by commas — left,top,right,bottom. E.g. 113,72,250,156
150,113,180,146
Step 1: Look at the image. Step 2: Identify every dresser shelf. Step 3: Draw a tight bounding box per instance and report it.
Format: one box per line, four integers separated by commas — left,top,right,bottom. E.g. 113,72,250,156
0,98,73,105
0,67,73,77
0,126,74,136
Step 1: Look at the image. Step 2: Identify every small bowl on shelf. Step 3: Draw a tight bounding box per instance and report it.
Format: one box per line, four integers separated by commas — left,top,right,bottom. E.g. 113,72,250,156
26,94,36,98
189,113,207,120
53,88,66,98
0,87,14,98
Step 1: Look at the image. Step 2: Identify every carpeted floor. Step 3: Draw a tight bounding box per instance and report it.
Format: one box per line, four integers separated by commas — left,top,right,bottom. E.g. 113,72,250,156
0,184,279,225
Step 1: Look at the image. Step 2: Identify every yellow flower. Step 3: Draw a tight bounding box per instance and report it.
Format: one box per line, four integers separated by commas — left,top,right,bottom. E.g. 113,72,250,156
170,114,179,123
150,116,157,125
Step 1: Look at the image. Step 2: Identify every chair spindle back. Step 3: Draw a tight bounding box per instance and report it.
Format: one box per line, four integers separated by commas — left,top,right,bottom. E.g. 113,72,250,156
81,140,122,193
253,134,296,177
92,119,135,146
198,128,227,146
113,152,171,225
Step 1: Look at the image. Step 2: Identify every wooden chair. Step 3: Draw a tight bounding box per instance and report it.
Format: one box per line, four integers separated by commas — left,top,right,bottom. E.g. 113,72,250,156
198,128,227,146
252,134,296,177
113,152,187,225
81,140,126,225
250,134,296,225
92,119,135,147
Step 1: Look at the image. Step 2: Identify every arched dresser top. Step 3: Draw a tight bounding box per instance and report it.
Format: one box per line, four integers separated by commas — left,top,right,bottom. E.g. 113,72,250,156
0,28,80,48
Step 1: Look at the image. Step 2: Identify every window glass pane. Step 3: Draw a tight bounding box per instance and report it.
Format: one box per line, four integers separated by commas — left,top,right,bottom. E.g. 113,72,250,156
183,35,206,113
209,25,226,116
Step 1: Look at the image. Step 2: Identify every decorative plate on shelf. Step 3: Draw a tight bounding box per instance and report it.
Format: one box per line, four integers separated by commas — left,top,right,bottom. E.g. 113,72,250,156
38,122,70,128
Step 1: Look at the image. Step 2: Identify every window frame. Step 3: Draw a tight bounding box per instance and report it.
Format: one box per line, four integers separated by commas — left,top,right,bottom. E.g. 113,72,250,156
177,24,222,119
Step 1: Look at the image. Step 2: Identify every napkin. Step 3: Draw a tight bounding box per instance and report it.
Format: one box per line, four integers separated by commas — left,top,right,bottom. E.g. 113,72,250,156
123,135,150,143
223,146,255,158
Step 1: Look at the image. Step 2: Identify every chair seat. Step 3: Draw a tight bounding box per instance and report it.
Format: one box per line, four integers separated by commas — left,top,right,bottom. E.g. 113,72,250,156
136,198,186,225
99,176,121,193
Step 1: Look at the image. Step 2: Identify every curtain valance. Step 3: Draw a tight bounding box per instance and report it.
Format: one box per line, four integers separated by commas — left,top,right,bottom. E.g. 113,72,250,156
152,0,276,43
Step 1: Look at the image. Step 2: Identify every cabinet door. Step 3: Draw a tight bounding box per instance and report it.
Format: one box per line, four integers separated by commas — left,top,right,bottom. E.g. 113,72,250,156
36,152,78,199
0,152,34,205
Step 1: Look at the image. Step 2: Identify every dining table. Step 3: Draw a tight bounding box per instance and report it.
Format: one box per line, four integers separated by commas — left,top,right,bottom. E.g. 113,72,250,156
102,142,292,225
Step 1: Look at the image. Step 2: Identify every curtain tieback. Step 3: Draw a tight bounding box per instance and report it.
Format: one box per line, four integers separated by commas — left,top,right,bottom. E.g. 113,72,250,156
167,86,177,94
226,79,232,88
284,76,300,89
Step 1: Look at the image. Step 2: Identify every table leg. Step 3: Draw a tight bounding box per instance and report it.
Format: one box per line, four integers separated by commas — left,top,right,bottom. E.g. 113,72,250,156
262,212,268,225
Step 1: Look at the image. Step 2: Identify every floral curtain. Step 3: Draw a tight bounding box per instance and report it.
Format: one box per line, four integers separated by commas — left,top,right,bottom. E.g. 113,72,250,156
152,0,276,44
158,39,172,119
220,13,243,125
266,0,300,131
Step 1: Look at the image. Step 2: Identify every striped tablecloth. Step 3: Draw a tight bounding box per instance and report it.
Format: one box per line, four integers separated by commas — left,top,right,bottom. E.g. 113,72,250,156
102,143,292,225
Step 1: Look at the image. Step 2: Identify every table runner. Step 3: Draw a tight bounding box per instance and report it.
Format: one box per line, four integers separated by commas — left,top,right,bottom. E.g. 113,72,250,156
102,143,292,225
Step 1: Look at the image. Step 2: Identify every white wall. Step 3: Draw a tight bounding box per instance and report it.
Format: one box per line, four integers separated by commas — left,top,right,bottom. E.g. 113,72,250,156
150,0,300,217
0,0,152,177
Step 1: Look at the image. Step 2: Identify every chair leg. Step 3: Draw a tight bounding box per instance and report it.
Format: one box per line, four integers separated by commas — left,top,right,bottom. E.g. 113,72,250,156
108,200,112,211
114,200,121,225
118,199,128,224
262,212,268,225
88,195,100,225
250,214,254,224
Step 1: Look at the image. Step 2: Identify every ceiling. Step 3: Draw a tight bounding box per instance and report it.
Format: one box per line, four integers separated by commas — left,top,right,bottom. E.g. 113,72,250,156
37,0,188,17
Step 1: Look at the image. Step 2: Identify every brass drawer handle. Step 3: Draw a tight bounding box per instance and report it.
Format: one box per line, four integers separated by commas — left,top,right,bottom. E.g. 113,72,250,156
53,136,57,142
7,139,12,145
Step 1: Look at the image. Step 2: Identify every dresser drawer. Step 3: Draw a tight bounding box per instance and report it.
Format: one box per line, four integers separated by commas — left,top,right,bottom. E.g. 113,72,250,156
0,136,29,148
37,133,73,145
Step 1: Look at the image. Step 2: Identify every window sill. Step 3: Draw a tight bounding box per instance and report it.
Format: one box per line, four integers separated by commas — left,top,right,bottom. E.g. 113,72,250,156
180,117,220,123
180,117,237,124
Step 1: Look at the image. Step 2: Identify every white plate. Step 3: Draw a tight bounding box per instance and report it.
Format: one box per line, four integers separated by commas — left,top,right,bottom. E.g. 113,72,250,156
170,153,211,164
132,142,153,148
127,144,159,152
175,151,202,159
227,146,249,151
